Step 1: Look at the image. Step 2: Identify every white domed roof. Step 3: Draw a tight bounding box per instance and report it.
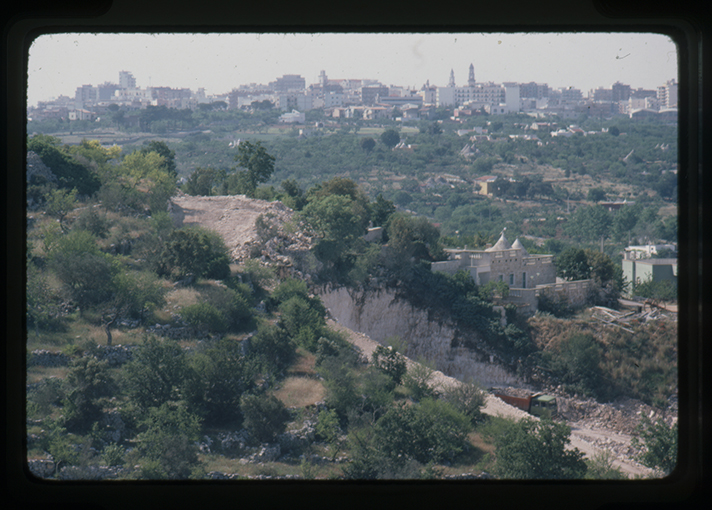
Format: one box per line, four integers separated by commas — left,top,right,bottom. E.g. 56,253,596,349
486,233,511,252
511,238,528,254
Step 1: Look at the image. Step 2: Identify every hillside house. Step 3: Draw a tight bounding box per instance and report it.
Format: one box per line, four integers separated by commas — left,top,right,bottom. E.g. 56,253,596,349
474,175,498,196
622,258,677,297
432,232,590,314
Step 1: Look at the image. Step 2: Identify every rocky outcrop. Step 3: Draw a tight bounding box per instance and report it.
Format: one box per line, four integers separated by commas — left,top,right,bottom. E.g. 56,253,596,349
319,287,524,388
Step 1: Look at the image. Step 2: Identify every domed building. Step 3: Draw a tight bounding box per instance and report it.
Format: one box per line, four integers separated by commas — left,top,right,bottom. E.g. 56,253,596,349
431,231,590,314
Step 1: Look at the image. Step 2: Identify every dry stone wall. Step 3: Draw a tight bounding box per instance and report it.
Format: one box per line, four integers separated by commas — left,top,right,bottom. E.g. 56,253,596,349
319,287,524,388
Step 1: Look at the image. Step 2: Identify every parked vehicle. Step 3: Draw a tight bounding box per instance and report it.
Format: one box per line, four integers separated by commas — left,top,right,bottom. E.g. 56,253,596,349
493,388,558,418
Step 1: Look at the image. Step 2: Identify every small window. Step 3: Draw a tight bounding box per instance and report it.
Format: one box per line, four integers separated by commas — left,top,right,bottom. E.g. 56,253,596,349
509,274,514,285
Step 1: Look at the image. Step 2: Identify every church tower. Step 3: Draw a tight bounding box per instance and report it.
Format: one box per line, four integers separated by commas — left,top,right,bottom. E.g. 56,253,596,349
468,63,476,87
448,69,456,87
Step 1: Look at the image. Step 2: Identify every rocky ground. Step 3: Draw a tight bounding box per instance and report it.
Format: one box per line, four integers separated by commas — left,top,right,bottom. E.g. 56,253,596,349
169,192,314,269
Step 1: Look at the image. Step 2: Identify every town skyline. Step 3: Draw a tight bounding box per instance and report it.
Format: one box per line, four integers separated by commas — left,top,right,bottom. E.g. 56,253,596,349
28,32,677,108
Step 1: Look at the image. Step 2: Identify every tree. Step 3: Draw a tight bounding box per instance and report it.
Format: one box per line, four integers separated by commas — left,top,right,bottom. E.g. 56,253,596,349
27,134,101,196
231,141,276,197
369,194,396,228
316,408,342,460
102,270,166,345
360,137,376,152
631,416,677,476
118,150,177,213
183,167,221,196
556,247,592,281
493,418,587,479
125,336,190,411
585,450,626,479
565,204,612,243
301,193,369,277
403,362,438,402
62,357,115,432
549,333,605,398
587,187,607,203
44,188,77,233
386,213,443,266
247,322,297,375
278,295,327,352
49,230,120,312
185,337,255,427
240,393,290,444
279,178,307,210
372,398,471,465
134,402,203,479
156,226,230,280
380,128,400,149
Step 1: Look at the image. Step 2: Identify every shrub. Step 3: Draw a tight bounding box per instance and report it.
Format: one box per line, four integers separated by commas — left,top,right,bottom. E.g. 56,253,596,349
240,393,290,444
371,345,407,388
247,322,296,374
180,302,228,333
493,418,587,479
134,402,203,479
441,382,487,425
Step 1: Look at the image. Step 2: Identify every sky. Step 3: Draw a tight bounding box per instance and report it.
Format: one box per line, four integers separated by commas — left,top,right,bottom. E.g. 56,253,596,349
27,32,678,107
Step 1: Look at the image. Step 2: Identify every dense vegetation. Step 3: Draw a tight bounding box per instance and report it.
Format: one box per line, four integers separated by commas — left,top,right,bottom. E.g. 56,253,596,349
25,115,678,480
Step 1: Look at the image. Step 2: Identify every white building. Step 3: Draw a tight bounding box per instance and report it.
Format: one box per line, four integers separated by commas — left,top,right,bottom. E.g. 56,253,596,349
657,79,678,109
436,87,456,107
279,110,305,123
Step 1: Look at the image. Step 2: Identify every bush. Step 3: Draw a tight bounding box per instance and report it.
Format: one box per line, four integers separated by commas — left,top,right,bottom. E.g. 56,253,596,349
247,322,296,374
493,418,587,479
185,337,255,427
441,382,487,425
181,302,228,333
240,393,290,444
278,295,327,351
372,399,471,465
134,402,203,479
631,416,678,476
156,226,230,280
403,362,437,402
124,336,189,411
62,356,115,432
371,345,407,388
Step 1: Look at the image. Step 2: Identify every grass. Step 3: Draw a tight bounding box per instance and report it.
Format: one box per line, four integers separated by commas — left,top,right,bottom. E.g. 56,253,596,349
272,376,325,408
26,366,70,384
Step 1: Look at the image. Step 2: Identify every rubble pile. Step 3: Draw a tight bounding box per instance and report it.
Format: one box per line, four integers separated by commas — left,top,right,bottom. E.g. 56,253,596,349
556,394,677,435
168,194,316,273
591,305,677,334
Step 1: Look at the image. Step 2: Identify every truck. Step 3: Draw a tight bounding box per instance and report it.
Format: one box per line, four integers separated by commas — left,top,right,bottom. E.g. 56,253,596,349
493,388,558,419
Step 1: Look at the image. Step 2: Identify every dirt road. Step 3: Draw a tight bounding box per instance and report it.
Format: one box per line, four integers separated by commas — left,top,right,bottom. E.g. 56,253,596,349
328,318,653,478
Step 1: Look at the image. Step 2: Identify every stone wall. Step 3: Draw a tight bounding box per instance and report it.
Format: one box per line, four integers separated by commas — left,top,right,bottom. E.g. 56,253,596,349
28,345,136,368
537,279,591,309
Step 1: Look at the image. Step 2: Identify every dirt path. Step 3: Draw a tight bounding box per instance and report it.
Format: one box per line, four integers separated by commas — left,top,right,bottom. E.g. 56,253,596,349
328,318,653,478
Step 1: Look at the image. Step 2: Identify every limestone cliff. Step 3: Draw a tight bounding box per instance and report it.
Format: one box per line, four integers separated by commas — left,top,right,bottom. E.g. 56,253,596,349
319,287,524,388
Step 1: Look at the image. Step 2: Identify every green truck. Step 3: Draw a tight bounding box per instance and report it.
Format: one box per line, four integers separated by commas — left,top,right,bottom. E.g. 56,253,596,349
493,389,558,419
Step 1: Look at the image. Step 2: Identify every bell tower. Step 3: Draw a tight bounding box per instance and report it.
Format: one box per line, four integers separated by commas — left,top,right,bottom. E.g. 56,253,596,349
468,63,476,87
448,69,455,87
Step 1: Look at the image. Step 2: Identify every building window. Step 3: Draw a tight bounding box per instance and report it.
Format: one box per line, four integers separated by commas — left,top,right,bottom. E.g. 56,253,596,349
509,274,514,286
522,272,527,288
499,274,504,282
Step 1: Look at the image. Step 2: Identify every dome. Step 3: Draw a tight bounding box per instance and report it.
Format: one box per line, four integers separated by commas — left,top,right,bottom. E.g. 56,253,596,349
486,233,511,252
511,238,528,255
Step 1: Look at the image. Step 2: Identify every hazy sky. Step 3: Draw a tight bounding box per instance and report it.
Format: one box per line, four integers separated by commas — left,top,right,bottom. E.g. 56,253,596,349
27,32,678,107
